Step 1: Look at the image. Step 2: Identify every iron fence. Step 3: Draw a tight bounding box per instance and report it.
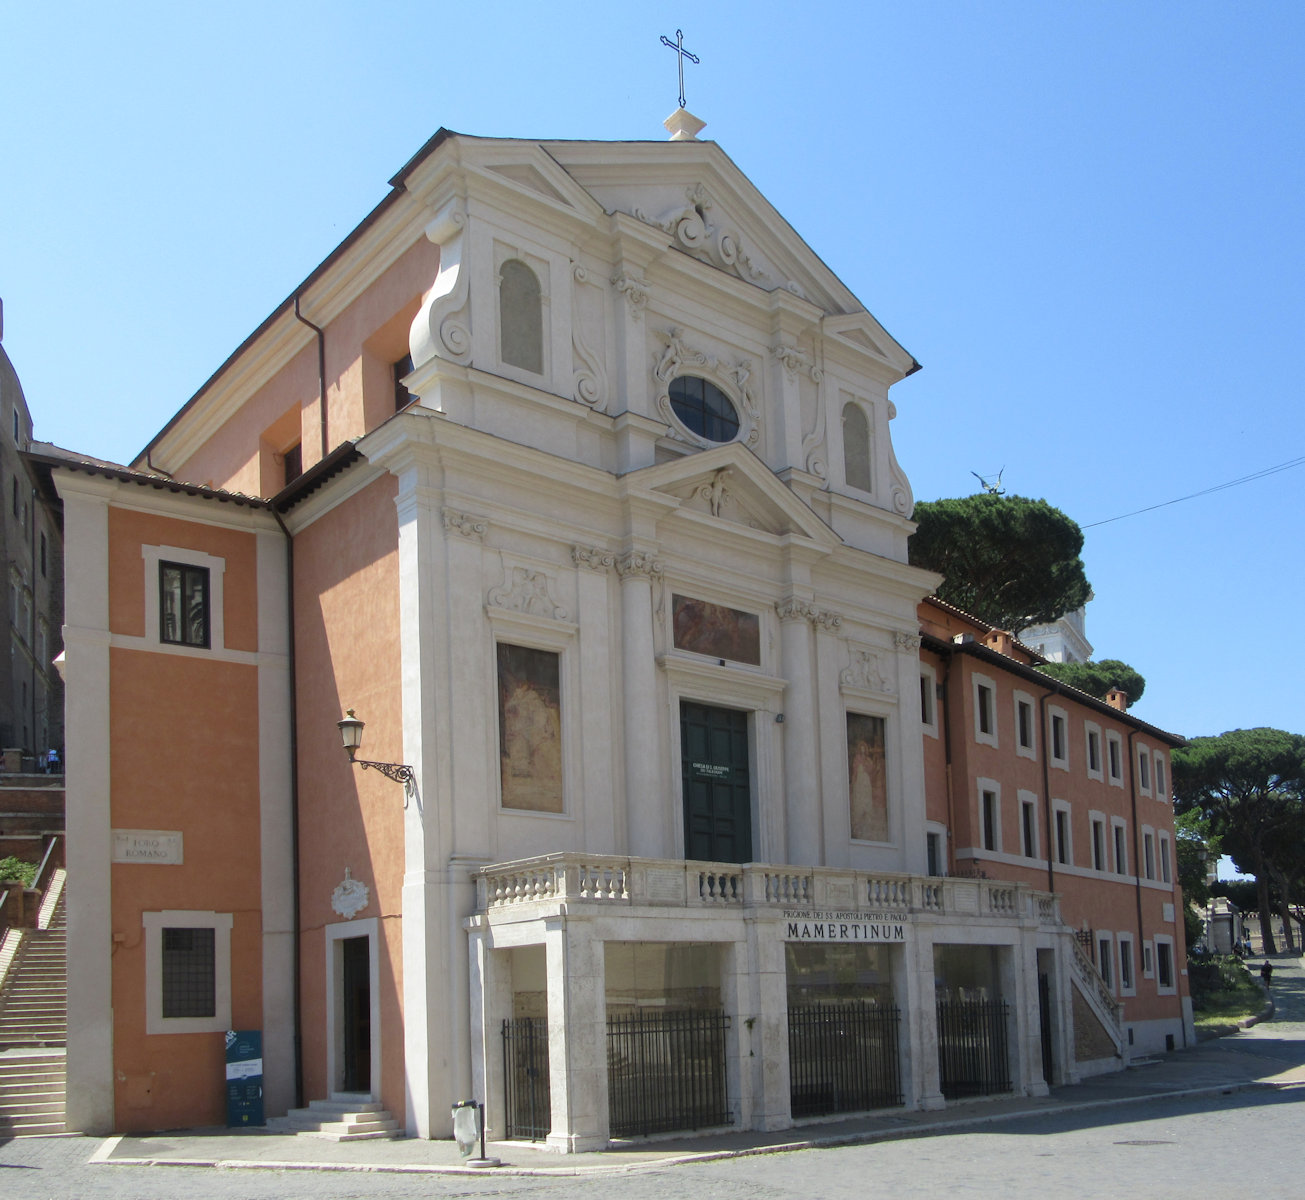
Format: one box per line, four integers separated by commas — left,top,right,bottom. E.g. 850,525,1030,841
606,1008,732,1137
502,1016,550,1141
788,1000,903,1117
936,998,1012,1098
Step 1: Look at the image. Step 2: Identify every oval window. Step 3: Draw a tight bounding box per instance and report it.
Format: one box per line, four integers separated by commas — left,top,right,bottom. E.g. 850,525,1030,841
668,376,740,443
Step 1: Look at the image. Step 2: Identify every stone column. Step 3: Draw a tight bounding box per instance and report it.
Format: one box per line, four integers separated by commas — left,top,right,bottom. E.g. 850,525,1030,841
467,924,512,1138
617,551,665,858
777,599,819,867
744,917,793,1130
544,918,608,1152
904,925,944,1110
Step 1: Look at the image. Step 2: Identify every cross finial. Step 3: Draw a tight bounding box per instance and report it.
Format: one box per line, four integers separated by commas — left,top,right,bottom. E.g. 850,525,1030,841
660,28,700,109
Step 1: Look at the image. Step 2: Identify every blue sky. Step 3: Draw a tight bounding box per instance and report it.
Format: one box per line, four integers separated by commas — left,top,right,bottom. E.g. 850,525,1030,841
2,1,1302,753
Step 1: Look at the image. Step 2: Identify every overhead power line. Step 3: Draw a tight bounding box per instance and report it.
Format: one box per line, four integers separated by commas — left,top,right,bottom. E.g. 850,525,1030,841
1082,454,1305,529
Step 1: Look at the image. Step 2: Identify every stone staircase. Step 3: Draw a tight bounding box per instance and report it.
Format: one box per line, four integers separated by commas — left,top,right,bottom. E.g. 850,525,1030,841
269,1093,400,1140
0,886,67,1049
0,875,66,1134
0,1049,65,1136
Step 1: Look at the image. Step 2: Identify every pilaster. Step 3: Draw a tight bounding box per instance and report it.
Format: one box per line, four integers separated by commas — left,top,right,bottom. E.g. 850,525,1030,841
617,549,665,857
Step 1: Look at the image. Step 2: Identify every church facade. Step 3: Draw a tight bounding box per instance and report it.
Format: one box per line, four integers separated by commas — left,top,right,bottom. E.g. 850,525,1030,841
46,124,1189,1146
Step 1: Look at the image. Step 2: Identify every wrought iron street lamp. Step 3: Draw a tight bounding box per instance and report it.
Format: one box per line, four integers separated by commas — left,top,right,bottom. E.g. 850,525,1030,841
337,708,415,801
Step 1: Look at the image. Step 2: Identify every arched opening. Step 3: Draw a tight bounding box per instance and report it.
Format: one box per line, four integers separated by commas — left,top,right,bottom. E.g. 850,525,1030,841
499,259,543,374
843,402,872,492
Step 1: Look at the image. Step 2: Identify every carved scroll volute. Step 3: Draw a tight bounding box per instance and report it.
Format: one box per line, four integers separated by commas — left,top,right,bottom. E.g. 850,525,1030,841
410,199,472,368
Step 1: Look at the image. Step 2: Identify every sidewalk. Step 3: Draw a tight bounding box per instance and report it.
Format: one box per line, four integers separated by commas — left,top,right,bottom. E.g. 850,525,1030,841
90,1029,1305,1177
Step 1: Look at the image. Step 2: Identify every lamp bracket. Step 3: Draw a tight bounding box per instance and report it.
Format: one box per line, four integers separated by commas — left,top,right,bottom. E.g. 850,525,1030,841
354,758,417,802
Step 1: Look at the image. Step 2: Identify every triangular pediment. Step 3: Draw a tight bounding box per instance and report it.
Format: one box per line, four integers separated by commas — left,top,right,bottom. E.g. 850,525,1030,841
544,142,909,352
485,162,572,206
823,312,917,376
626,444,839,545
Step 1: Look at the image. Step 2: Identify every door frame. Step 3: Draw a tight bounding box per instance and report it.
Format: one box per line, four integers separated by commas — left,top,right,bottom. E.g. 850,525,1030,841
661,659,786,862
679,700,754,863
326,917,381,1100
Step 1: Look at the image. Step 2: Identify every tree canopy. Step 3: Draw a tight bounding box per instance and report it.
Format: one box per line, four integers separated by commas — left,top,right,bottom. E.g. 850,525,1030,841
908,493,1091,633
1172,727,1305,953
1035,658,1146,706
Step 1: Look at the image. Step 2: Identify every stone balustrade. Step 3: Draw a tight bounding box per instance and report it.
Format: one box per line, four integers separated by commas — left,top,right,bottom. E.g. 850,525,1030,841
474,853,1061,926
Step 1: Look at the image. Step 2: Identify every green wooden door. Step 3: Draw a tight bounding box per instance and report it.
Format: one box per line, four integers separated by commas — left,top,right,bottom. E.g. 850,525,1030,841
680,702,753,863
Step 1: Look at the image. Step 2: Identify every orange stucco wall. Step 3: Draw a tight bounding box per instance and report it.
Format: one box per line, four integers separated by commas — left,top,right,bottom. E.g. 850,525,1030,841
169,239,437,496
291,473,406,1121
108,654,263,1129
918,603,1188,1031
107,508,259,652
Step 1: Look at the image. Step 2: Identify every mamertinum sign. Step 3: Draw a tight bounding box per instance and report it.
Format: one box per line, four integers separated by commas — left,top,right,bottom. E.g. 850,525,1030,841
782,909,908,943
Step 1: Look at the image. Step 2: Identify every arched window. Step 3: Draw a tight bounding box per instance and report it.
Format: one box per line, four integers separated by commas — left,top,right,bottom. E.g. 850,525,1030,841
668,376,740,443
842,402,872,492
499,259,543,374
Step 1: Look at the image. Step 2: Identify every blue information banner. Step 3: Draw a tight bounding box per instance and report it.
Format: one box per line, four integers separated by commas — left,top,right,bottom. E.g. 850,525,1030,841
225,1030,265,1127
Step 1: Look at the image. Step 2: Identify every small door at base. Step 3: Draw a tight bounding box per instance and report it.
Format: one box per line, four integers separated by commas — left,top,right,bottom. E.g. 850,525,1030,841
341,936,371,1093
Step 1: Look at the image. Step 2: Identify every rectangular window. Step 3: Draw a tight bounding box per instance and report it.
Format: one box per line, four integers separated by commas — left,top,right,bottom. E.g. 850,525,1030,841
1138,748,1151,792
920,665,939,739
1087,727,1102,775
497,642,563,813
982,789,999,852
1154,755,1167,800
1156,941,1175,989
1143,943,1154,977
1159,832,1172,884
1055,807,1071,865
1107,733,1123,784
144,910,233,1035
159,561,210,648
926,830,943,877
1022,798,1037,859
1143,831,1156,880
1097,936,1112,988
972,675,998,747
394,352,415,411
161,927,216,1018
1119,937,1134,992
1113,821,1128,875
1018,700,1033,750
1051,712,1067,764
1092,818,1106,871
283,442,302,487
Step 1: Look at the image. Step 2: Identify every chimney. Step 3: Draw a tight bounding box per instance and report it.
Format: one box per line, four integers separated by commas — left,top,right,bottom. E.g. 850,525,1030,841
1106,687,1129,711
983,629,1015,657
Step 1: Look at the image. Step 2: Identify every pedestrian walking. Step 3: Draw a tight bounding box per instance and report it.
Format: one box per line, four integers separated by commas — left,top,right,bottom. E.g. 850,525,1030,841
1261,959,1274,988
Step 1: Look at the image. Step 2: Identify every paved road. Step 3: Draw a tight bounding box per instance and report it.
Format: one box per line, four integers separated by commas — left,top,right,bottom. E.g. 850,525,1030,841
6,1088,1305,1200
3,955,1302,1199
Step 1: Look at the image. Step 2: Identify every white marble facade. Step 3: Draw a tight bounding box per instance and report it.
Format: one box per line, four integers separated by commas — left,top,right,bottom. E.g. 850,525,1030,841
341,131,1088,1144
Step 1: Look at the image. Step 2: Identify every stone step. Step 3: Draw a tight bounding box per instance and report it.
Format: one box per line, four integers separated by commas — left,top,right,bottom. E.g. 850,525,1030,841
0,1078,65,1096
269,1096,400,1141
0,1118,66,1136
0,1097,66,1119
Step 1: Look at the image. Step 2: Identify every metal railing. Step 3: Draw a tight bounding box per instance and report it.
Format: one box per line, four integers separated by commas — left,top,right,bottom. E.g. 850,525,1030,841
936,998,1012,1098
606,1009,732,1138
502,1016,550,1142
788,1000,903,1117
